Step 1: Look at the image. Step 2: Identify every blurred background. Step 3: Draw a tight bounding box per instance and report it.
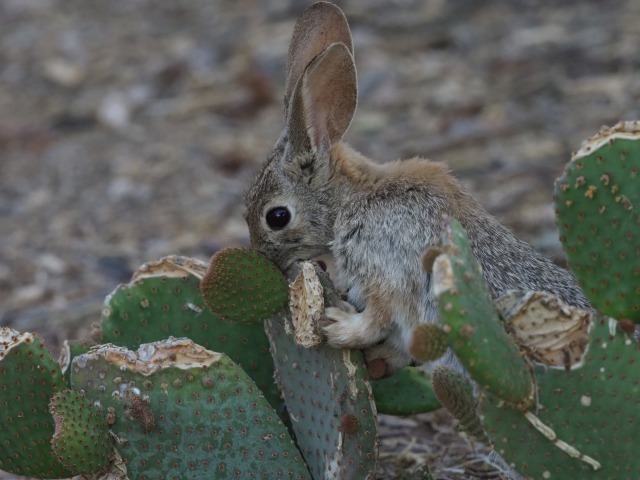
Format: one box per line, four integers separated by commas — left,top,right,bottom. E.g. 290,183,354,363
1,0,638,477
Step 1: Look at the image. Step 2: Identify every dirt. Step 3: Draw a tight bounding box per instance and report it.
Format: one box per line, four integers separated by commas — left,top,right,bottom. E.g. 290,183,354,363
1,0,638,478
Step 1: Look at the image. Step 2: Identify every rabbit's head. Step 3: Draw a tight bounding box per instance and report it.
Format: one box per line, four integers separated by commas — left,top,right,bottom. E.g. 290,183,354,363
244,2,357,272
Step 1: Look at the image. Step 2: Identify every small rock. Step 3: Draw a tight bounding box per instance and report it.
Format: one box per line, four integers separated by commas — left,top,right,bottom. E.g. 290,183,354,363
97,86,151,130
37,253,67,275
12,284,48,309
42,58,86,88
107,176,150,202
97,92,131,129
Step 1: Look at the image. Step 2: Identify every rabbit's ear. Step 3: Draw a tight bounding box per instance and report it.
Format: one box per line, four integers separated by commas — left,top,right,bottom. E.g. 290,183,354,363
284,2,353,115
288,42,357,156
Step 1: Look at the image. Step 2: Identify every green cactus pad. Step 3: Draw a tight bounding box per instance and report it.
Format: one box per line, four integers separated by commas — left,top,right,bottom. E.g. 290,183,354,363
555,121,640,321
200,247,289,322
70,338,311,480
433,218,533,408
0,328,73,479
265,314,378,479
480,316,640,478
101,255,280,408
431,367,487,442
49,388,112,474
371,366,441,415
101,256,209,348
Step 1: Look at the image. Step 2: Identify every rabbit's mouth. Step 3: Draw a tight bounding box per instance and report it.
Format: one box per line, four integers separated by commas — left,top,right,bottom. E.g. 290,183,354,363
310,253,337,279
279,255,339,289
274,249,333,278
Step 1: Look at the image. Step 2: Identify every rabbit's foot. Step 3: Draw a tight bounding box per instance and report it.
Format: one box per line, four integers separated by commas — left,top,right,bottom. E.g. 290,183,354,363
337,299,358,314
364,342,413,377
323,306,387,349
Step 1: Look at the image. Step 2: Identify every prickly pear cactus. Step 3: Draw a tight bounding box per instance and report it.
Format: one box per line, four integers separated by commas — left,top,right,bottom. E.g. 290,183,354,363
200,247,289,322
101,256,209,348
70,338,311,480
479,315,640,478
421,215,640,477
496,290,591,370
265,315,378,479
555,121,640,321
431,217,534,408
101,255,280,407
0,328,73,479
264,261,378,479
288,261,441,417
49,388,112,474
408,323,448,362
59,338,93,388
371,367,440,416
431,367,487,442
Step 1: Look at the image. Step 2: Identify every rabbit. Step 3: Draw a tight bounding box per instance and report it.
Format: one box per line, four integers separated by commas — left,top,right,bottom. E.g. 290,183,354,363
244,1,591,377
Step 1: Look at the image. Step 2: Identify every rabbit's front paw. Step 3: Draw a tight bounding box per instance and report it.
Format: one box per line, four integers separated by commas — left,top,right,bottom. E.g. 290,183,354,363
323,306,384,349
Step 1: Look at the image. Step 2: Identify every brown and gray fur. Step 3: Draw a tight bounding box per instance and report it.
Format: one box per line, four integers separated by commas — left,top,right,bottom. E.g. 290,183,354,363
244,2,590,375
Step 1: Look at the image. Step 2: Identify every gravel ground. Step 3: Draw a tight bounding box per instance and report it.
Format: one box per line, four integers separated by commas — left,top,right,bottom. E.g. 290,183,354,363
1,0,639,478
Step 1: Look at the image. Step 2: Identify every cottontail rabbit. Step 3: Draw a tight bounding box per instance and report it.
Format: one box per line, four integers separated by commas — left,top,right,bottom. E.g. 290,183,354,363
244,2,590,376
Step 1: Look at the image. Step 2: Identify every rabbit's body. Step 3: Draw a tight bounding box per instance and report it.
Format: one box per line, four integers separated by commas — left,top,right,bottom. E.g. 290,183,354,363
245,2,590,375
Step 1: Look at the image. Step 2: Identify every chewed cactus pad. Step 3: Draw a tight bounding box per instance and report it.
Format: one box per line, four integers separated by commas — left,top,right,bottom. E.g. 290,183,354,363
0,328,72,479
288,261,325,348
101,255,280,409
555,121,640,321
480,316,640,478
265,314,378,480
200,247,289,322
496,290,591,369
101,255,209,348
70,338,310,480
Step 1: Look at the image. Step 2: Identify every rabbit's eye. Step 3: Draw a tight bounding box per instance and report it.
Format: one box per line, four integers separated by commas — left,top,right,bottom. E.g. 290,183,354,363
266,206,291,230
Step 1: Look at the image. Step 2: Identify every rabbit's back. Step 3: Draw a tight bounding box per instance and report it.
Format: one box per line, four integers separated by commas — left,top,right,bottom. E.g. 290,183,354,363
330,149,590,319
464,214,591,309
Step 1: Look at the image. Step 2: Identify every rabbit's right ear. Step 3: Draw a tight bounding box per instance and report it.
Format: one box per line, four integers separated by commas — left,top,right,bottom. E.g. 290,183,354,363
287,42,357,158
284,2,353,115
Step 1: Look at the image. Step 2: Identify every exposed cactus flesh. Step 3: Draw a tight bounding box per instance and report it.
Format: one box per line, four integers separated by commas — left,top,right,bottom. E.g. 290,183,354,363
288,261,326,348
496,290,591,369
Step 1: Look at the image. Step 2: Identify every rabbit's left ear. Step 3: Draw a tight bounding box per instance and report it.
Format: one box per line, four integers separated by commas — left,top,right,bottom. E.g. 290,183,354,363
288,42,357,155
284,2,353,116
